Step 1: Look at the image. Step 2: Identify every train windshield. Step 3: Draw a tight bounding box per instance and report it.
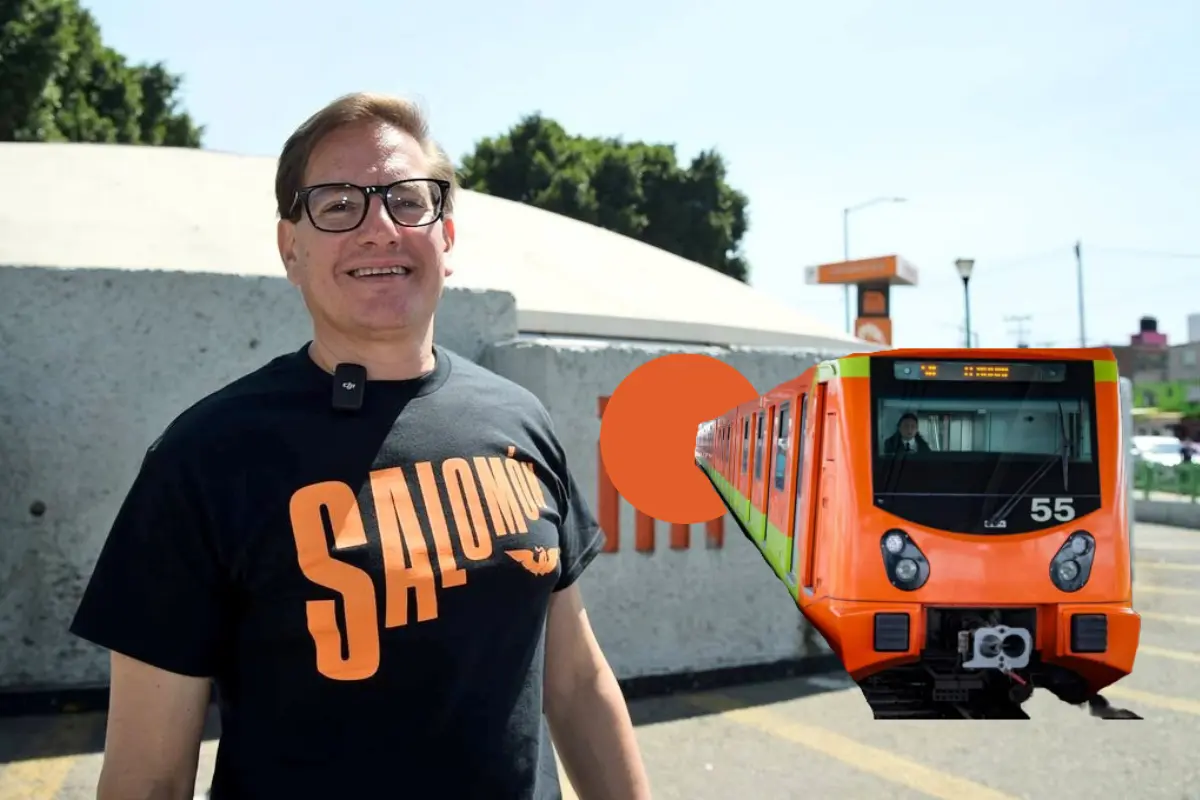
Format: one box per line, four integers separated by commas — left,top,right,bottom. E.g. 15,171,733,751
868,358,1101,534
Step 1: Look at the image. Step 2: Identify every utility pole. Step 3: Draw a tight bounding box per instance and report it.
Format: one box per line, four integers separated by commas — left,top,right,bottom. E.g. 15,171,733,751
1075,240,1086,347
842,209,850,333
841,196,906,333
1005,315,1033,348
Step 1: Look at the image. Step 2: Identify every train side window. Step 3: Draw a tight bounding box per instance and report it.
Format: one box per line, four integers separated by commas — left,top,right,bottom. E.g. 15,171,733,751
824,410,838,461
774,401,791,491
755,412,766,479
742,417,751,474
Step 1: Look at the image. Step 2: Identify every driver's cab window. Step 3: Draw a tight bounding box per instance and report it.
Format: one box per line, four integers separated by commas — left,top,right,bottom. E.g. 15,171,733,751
877,398,1093,460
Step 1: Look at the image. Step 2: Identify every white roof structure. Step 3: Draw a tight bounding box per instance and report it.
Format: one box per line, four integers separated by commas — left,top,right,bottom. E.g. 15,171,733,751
0,142,873,351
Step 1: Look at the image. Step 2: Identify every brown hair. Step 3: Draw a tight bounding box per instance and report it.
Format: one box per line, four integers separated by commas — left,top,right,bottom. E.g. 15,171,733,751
274,91,458,221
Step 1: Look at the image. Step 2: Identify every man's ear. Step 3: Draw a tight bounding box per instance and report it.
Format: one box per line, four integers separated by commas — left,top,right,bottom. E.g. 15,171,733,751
441,216,456,277
278,219,300,286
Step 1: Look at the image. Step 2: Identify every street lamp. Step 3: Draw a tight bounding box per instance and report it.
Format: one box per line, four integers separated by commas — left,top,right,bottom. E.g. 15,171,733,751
842,196,906,333
956,258,975,348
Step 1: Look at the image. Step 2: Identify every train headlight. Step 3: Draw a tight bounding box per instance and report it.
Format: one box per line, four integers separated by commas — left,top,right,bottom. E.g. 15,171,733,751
880,529,930,591
894,558,918,582
1051,531,1095,593
1056,559,1080,582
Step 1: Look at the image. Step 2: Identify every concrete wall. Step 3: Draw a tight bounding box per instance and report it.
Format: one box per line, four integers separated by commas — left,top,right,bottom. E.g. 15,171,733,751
0,264,848,691
483,340,843,680
0,265,518,690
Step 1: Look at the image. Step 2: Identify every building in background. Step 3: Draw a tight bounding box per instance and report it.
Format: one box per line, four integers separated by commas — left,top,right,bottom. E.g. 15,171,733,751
1110,317,1169,384
1110,314,1200,437
1167,312,1200,382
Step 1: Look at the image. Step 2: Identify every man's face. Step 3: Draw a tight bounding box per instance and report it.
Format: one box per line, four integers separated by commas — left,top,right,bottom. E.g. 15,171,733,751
899,418,918,439
276,120,455,340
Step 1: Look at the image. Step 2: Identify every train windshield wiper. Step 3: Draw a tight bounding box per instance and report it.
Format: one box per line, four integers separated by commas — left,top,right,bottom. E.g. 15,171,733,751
985,402,1071,528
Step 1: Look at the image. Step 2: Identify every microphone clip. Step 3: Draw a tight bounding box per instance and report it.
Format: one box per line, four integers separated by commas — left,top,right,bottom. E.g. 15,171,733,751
332,363,367,411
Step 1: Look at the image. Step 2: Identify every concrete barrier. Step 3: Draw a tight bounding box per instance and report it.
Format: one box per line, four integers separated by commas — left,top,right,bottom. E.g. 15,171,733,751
1123,377,1200,531
1133,496,1200,529
0,264,851,695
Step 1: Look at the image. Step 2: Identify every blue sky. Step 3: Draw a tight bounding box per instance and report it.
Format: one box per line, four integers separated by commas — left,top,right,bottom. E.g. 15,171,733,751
82,0,1199,349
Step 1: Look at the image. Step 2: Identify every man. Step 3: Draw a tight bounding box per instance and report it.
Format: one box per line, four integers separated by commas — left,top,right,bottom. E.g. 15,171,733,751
883,412,932,455
70,91,652,800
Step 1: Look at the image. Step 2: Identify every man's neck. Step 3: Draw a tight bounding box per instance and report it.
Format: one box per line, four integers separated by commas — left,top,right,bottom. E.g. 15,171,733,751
307,330,436,381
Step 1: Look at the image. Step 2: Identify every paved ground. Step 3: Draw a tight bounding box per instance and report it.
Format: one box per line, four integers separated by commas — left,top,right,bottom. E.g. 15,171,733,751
2,521,1198,800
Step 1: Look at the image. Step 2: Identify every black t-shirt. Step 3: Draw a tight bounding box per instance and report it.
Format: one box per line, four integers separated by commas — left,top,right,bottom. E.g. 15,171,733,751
70,343,606,799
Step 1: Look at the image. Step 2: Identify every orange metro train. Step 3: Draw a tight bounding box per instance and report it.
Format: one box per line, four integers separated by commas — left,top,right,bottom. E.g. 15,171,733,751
694,347,1142,719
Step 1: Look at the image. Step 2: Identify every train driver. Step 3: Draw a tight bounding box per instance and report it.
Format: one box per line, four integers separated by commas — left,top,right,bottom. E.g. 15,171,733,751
883,412,933,455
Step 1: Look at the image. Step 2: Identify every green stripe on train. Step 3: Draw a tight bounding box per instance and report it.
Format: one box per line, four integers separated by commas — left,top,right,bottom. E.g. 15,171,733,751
698,462,797,587
748,506,766,542
838,355,871,378
1093,360,1118,383
763,519,792,580
699,463,753,531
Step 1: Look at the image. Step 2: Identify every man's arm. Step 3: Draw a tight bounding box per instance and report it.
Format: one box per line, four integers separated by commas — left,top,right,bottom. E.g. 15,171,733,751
98,653,211,800
544,584,652,800
70,432,232,799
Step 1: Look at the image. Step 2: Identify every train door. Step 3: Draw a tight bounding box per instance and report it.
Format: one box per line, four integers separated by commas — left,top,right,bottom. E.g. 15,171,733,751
739,413,753,515
783,395,807,585
720,422,729,479
751,404,774,540
729,417,739,496
767,399,792,547
717,422,723,471
715,422,723,475
802,383,830,592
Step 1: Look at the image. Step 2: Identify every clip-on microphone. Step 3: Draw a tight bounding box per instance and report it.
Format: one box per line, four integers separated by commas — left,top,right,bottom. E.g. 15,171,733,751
332,363,367,411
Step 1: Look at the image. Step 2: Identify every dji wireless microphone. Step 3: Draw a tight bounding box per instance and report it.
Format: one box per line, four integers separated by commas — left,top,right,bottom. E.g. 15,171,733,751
332,363,367,411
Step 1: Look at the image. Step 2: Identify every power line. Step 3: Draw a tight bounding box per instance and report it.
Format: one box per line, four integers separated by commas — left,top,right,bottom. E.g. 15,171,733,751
919,244,1200,288
951,323,979,348
996,243,1200,262
1088,246,1200,261
1005,314,1033,348
983,246,1074,269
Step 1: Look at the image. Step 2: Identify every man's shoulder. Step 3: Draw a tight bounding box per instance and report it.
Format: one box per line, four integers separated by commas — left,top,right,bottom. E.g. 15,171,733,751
146,348,310,464
439,347,552,422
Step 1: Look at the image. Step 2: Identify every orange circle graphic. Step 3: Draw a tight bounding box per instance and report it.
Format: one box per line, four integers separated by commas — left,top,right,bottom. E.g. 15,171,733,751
599,354,758,525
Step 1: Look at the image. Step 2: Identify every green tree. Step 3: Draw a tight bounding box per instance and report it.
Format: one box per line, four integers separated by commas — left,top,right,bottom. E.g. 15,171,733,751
458,114,750,283
0,0,203,146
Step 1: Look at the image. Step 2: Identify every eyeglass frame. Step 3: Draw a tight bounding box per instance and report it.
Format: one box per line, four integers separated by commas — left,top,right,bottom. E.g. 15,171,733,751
289,178,452,233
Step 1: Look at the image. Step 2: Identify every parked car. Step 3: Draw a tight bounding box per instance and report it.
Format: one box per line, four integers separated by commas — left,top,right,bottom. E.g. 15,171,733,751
1131,435,1185,468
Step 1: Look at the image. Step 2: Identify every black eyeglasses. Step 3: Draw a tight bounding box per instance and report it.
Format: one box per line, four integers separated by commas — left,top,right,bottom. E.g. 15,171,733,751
291,179,451,233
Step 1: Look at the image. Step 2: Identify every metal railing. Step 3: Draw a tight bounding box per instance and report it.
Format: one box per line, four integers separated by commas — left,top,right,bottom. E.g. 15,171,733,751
1133,459,1200,502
